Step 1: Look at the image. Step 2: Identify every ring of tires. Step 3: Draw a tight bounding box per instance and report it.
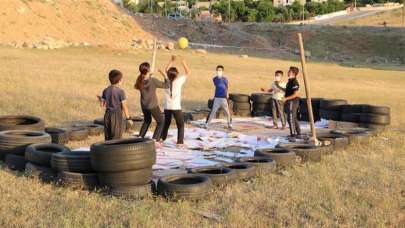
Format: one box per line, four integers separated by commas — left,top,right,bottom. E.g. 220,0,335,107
0,130,51,158
97,168,152,187
188,166,236,186
276,143,322,162
25,143,70,167
222,163,257,180
45,127,70,145
254,148,296,168
69,127,89,141
157,174,212,200
90,138,156,172
237,157,276,172
5,154,26,171
51,151,93,173
0,115,45,131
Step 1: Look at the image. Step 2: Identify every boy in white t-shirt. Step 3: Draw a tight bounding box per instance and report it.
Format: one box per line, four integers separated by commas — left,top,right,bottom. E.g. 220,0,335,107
158,56,190,145
261,70,287,129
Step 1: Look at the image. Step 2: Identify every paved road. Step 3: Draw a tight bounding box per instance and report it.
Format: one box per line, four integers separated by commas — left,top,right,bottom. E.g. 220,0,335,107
313,9,392,25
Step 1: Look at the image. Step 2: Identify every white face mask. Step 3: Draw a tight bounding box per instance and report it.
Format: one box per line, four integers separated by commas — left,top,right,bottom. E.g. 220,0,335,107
275,76,281,81
288,75,295,79
217,70,223,77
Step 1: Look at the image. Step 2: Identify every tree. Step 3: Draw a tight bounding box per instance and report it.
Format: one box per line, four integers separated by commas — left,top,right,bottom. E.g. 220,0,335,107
256,0,275,22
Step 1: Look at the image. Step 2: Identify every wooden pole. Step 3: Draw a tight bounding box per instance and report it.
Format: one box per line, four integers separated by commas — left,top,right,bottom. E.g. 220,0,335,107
151,39,158,73
297,33,317,143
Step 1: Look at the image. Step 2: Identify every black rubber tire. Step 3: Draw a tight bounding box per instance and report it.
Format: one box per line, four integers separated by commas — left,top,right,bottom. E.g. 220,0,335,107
86,124,104,136
91,138,156,172
0,115,45,131
237,157,276,172
94,118,104,126
251,111,272,117
359,113,390,125
232,102,251,111
188,166,236,186
109,183,152,199
341,104,367,113
51,151,93,173
316,133,349,151
157,174,212,200
25,143,70,167
25,162,57,183
320,109,341,120
340,113,362,123
5,154,26,171
252,103,272,112
330,128,370,144
69,127,89,141
57,171,99,190
233,110,252,117
251,93,272,104
45,127,70,145
222,163,257,180
254,148,297,168
319,99,348,111
229,94,250,103
0,130,51,159
360,123,387,131
98,168,152,187
362,105,390,115
276,144,322,162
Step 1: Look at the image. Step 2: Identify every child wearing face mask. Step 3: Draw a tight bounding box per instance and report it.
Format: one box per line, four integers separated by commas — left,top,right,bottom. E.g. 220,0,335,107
205,65,232,129
283,66,301,138
261,70,287,129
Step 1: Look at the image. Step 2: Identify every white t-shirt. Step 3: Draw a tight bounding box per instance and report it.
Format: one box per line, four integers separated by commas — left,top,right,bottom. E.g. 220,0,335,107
271,81,286,100
164,75,186,110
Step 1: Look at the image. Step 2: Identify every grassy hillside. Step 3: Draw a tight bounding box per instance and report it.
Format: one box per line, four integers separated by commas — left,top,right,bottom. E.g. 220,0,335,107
0,47,404,227
336,8,405,27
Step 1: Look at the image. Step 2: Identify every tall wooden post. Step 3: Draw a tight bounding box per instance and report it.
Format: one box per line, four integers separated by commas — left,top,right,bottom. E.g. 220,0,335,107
297,33,317,142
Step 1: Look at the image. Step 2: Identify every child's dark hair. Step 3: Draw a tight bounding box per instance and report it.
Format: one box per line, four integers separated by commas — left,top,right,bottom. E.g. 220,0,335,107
275,70,283,76
109,69,123,85
167,67,179,98
289,66,299,76
135,62,150,90
216,65,224,70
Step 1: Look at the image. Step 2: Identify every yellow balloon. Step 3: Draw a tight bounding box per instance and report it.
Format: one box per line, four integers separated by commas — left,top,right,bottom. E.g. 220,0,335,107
178,37,189,49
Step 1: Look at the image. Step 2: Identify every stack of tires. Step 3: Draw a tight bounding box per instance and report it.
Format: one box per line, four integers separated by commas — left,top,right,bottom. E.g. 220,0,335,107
45,127,70,145
0,130,51,171
340,104,390,130
251,93,273,117
319,99,348,121
229,94,251,117
299,98,323,122
52,150,98,190
25,143,69,182
90,138,156,199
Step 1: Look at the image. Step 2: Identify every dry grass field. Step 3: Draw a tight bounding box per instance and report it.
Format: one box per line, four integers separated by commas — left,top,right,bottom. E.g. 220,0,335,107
0,47,404,227
336,8,405,27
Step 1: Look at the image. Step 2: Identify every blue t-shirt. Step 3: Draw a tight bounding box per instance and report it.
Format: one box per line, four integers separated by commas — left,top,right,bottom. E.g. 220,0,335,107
213,76,228,98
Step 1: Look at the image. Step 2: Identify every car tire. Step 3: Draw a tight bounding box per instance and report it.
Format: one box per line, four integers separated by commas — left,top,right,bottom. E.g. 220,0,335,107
0,130,51,159
86,124,104,136
229,94,250,103
109,183,153,199
362,105,390,115
57,171,98,190
51,150,93,173
254,148,297,168
98,168,152,187
188,166,236,186
25,162,57,183
251,93,272,104
359,113,390,125
157,174,212,200
0,115,45,131
25,143,70,167
5,154,26,171
69,127,89,141
237,157,276,172
45,127,70,145
276,144,323,162
222,163,257,180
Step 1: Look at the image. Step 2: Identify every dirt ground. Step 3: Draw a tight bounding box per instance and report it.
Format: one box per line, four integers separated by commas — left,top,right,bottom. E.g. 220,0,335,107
0,46,404,227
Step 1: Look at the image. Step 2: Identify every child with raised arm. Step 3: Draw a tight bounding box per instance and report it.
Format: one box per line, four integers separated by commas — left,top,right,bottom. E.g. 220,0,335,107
159,55,190,146
205,65,232,129
135,62,168,143
261,70,287,129
98,69,133,141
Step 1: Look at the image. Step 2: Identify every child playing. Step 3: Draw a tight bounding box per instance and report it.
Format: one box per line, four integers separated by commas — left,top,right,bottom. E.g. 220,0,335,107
261,70,287,129
159,55,190,146
283,66,301,138
135,62,167,142
98,69,133,141
205,65,232,129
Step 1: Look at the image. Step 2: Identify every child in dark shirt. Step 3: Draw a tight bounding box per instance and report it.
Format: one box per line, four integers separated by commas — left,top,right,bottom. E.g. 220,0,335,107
98,70,132,141
284,66,301,138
